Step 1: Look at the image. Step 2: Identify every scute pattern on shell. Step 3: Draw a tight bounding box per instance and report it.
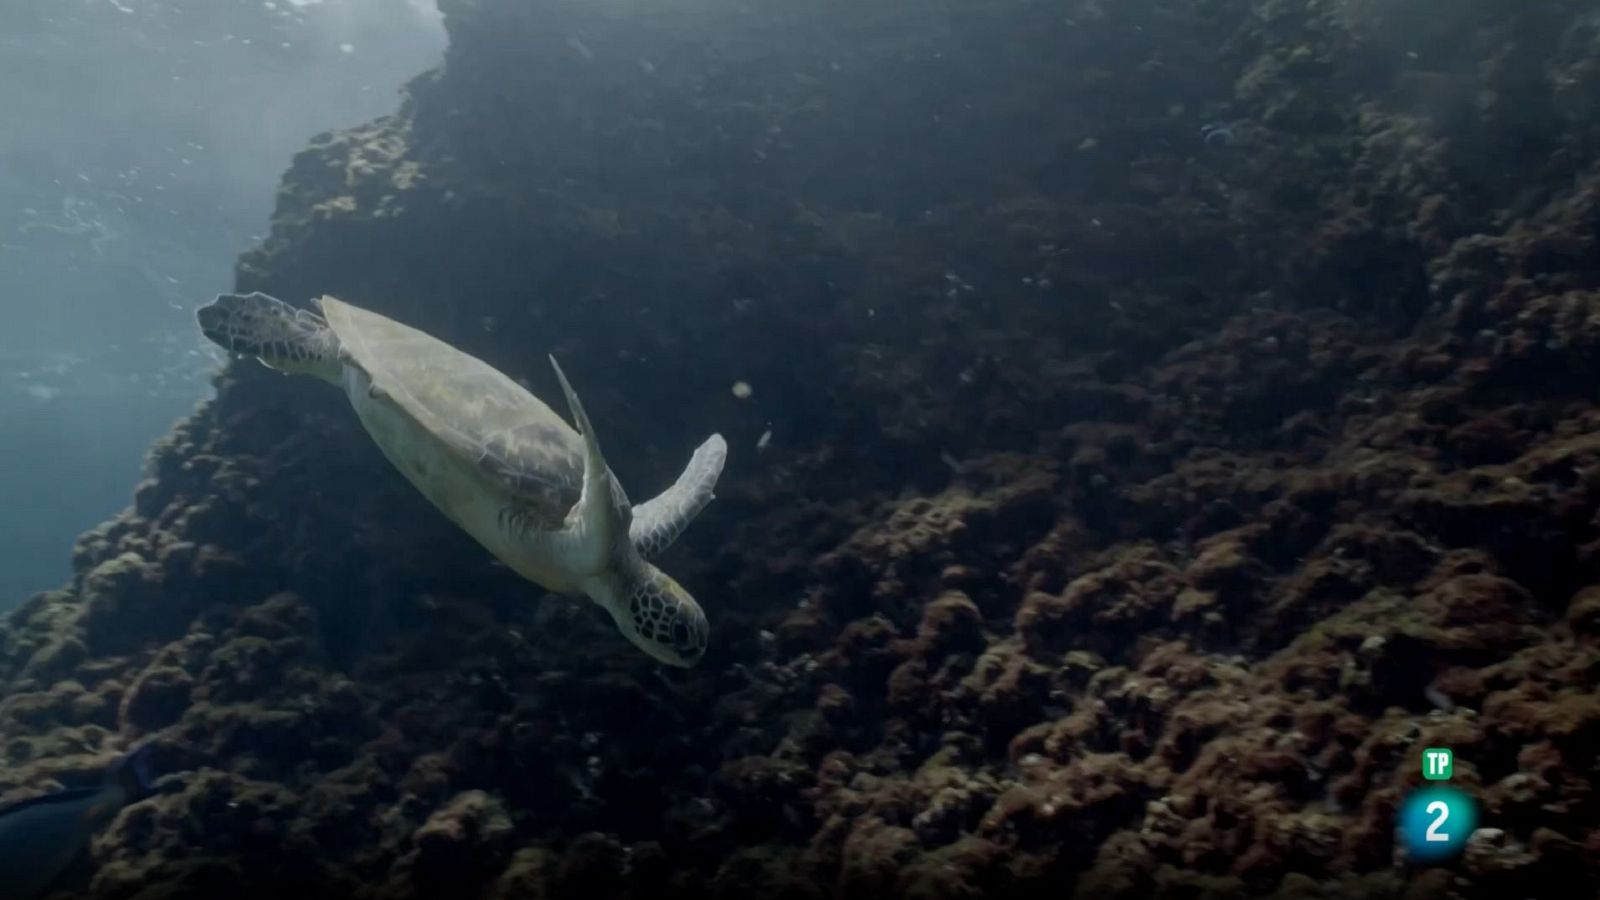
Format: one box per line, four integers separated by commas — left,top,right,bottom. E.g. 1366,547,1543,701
321,296,593,526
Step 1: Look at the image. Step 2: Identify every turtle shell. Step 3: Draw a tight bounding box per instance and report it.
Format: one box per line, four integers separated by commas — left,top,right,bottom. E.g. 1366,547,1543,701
319,295,619,529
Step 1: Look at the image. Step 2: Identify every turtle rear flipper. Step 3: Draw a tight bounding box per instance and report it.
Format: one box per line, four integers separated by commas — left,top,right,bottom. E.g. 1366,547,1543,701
197,292,343,382
631,433,727,557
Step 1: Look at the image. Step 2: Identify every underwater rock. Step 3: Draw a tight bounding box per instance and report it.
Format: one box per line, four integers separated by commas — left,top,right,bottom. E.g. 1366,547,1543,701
120,665,194,733
78,551,165,656
400,790,516,891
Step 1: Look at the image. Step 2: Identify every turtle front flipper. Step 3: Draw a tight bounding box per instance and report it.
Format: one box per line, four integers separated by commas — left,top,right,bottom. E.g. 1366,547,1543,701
196,292,343,383
544,356,629,574
630,434,727,557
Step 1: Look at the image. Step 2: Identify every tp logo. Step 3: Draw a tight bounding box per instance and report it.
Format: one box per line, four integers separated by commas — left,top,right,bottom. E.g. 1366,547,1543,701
1399,746,1476,862
1422,747,1452,780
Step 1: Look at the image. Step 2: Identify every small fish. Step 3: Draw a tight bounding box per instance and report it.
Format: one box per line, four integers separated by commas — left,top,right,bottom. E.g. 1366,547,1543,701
0,742,159,899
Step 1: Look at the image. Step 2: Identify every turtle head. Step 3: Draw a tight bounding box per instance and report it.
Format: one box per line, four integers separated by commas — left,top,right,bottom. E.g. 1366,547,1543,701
592,561,708,667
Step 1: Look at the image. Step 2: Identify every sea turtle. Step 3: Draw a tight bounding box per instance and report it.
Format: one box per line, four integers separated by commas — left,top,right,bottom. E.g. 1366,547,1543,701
196,291,725,666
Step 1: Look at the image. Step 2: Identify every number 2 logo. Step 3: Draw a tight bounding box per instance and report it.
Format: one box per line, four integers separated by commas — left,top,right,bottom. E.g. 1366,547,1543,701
1425,800,1450,842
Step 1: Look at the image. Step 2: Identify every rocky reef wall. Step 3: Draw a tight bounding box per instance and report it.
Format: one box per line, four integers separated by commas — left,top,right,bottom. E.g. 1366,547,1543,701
4,0,1600,898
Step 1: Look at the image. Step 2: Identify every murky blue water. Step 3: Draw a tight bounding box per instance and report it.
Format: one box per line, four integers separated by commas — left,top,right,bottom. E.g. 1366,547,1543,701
0,0,447,607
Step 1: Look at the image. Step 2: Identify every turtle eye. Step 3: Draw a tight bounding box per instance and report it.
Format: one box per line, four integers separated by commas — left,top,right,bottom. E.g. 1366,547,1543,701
670,610,707,659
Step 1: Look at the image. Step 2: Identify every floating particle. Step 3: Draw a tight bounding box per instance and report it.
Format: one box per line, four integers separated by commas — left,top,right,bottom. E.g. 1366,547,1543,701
1423,684,1455,712
1201,123,1236,146
566,36,593,59
756,427,772,451
731,381,753,399
339,43,355,53
940,450,962,471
